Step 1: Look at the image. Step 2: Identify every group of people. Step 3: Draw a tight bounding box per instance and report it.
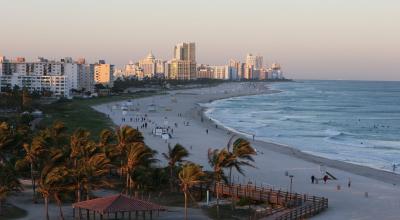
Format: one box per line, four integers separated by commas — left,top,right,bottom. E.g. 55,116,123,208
311,174,352,188
311,174,330,184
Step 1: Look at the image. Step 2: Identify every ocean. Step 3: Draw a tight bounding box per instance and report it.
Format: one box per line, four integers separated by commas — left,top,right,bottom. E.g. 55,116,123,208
204,80,400,172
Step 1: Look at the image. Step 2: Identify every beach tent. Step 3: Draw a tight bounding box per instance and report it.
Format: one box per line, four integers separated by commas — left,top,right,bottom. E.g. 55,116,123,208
161,133,172,140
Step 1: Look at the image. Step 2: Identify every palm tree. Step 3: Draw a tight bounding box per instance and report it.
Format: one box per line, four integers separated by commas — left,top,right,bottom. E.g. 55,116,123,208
208,148,235,219
97,129,116,158
16,142,46,203
123,142,157,196
226,137,256,182
80,150,113,200
69,129,113,201
69,129,92,202
0,163,22,215
226,137,256,209
0,122,14,162
115,125,144,151
162,143,189,191
37,148,69,220
178,163,205,220
114,126,144,179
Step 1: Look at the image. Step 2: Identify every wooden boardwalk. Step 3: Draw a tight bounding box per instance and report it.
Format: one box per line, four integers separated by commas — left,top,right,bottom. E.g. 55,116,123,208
210,183,328,220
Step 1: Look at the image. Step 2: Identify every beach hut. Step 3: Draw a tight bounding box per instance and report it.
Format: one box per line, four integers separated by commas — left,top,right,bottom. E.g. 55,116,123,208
72,194,165,220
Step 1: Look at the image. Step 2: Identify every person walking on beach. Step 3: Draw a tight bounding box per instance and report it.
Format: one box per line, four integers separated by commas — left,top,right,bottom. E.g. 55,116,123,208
252,134,255,141
206,129,208,134
348,178,351,188
311,175,315,184
323,175,328,184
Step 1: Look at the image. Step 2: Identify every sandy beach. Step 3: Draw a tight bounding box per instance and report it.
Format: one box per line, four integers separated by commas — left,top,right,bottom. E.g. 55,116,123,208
93,82,400,220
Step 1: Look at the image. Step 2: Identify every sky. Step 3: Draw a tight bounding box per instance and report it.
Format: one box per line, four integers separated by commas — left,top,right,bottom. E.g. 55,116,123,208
0,0,399,80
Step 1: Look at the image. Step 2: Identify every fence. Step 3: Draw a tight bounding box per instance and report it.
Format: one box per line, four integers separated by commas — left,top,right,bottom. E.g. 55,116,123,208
208,182,328,220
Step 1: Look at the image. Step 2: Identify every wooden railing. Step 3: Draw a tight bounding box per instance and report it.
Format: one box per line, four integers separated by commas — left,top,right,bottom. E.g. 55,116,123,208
206,183,328,220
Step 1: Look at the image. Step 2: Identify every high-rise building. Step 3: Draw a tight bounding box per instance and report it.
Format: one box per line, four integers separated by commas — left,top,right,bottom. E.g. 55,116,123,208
94,61,114,86
124,61,137,78
197,65,214,79
228,59,242,80
268,62,284,80
169,42,197,80
167,59,196,80
174,42,196,62
139,52,156,78
212,66,229,79
244,53,263,79
245,53,263,70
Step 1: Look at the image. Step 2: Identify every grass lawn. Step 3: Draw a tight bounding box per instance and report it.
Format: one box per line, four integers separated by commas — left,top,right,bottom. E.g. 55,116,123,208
40,91,162,138
0,203,28,219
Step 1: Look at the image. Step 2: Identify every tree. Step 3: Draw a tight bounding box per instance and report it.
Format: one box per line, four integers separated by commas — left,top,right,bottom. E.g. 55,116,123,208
226,137,256,210
69,129,92,202
0,163,22,215
0,122,14,162
162,143,189,191
226,137,256,183
207,148,234,219
16,142,46,203
123,142,157,196
178,163,205,220
114,126,144,181
69,129,113,201
37,148,69,220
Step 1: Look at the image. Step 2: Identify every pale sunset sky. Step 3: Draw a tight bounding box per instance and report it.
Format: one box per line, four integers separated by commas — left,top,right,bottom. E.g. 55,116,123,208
1,0,399,80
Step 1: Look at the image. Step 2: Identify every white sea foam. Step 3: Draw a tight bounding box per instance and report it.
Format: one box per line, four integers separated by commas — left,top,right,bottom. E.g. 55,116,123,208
205,80,400,173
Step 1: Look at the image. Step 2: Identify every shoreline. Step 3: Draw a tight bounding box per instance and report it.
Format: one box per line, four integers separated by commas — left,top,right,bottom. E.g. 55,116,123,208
93,81,400,219
199,91,400,186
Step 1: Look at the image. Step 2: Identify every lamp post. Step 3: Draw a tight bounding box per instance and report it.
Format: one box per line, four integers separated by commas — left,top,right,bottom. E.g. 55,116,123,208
289,175,294,194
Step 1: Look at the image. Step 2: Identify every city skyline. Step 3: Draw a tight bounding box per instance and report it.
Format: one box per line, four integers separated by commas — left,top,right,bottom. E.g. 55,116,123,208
1,0,399,80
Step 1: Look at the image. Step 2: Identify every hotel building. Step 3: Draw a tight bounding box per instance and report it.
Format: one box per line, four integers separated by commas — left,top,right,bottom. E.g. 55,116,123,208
138,52,166,79
94,60,114,86
168,42,197,80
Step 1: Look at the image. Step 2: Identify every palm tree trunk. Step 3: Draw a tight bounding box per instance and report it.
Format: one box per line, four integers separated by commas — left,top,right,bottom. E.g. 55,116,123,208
184,191,188,220
55,195,65,220
0,199,3,215
229,167,235,211
126,172,130,195
86,187,90,200
216,184,220,220
77,182,81,202
170,166,173,192
44,196,49,220
30,162,36,203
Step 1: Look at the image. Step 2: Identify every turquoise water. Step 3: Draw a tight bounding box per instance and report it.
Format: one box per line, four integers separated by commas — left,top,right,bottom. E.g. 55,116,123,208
205,80,400,172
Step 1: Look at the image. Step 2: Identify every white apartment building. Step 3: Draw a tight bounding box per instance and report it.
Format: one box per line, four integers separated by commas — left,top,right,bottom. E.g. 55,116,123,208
246,53,263,70
212,66,229,80
268,63,284,80
0,56,95,97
